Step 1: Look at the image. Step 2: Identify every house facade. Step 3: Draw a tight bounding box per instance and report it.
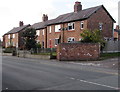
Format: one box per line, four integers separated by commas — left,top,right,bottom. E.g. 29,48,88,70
3,21,30,48
114,25,120,41
3,1,116,49
32,1,115,48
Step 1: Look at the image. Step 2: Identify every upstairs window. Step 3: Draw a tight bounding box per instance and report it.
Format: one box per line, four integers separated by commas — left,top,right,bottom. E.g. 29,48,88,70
49,26,52,33
99,23,103,31
8,34,10,39
55,25,61,32
81,21,84,29
68,22,75,30
67,37,75,43
13,34,15,38
42,29,44,35
36,30,40,36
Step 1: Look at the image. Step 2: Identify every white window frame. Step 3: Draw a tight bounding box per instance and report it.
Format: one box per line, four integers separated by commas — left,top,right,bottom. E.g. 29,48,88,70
55,25,61,32
81,21,84,29
67,37,75,43
36,30,40,36
13,34,15,38
42,29,44,35
36,40,40,43
13,42,15,46
55,38,60,46
49,26,52,33
8,42,10,46
16,42,18,48
6,43,7,47
79,38,82,41
8,34,10,39
99,23,103,31
68,22,75,30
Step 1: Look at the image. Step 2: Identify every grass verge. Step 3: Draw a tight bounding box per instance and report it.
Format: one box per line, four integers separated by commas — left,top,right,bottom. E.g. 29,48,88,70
100,52,120,60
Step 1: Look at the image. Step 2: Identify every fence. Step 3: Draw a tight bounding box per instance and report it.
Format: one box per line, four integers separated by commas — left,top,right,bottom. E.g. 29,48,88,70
102,41,120,53
16,48,56,59
31,48,56,54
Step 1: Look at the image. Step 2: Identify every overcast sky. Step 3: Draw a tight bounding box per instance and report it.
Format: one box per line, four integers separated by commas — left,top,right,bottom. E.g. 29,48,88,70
0,0,119,40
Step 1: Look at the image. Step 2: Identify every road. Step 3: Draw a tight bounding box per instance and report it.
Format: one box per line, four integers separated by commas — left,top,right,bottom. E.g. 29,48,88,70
2,56,119,91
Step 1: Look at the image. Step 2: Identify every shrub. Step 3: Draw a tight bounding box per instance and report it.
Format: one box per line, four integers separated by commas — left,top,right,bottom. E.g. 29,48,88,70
3,48,13,53
80,29,105,49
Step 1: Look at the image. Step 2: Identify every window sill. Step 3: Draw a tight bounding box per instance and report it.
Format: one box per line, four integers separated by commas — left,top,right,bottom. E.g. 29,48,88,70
67,30,75,32
55,32,61,33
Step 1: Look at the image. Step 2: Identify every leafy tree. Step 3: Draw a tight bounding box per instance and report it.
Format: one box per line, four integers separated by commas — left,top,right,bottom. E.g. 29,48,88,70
22,28,37,50
36,42,41,48
80,29,105,49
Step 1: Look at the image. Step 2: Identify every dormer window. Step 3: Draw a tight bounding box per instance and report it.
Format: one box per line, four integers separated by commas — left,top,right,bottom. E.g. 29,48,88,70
68,22,75,30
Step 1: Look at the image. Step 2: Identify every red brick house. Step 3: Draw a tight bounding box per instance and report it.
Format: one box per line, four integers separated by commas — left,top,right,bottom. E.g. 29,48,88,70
31,1,115,48
114,25,120,41
3,21,30,48
3,1,116,49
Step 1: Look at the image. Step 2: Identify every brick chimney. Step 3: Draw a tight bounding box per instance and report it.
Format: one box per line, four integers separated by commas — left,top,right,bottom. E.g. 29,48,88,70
19,21,24,27
42,14,48,22
74,1,82,12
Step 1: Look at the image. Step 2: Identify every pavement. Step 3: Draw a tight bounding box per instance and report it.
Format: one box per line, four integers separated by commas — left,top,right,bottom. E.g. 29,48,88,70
67,57,119,70
2,56,119,91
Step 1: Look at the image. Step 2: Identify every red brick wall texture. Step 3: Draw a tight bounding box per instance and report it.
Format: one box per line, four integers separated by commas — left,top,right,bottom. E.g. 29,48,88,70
57,43,100,61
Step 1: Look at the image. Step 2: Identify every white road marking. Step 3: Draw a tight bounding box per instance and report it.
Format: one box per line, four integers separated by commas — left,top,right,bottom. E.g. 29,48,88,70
69,77,119,90
79,79,119,90
70,77,75,80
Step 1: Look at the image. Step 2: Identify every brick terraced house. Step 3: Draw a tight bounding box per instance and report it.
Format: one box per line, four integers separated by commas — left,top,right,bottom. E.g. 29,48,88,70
3,1,116,49
3,21,30,48
31,1,115,48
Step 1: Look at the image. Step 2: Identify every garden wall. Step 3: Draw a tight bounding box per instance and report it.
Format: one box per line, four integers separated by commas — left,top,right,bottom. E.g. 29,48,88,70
57,43,100,61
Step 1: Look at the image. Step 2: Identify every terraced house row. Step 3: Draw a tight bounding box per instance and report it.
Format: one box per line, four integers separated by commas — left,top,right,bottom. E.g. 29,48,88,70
3,1,116,49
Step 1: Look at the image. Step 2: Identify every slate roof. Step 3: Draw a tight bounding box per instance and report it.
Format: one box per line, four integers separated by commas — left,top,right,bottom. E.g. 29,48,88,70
31,5,116,30
30,22,46,30
5,24,30,35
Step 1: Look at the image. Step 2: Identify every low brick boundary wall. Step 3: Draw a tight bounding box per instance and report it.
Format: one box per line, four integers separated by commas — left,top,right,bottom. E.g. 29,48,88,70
57,43,100,61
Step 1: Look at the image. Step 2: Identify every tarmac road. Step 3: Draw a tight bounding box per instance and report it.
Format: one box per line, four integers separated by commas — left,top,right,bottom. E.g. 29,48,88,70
2,56,119,91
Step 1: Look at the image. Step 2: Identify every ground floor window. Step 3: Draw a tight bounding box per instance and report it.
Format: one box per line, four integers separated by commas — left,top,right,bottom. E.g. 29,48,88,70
55,38,60,46
42,41,44,48
67,37,75,43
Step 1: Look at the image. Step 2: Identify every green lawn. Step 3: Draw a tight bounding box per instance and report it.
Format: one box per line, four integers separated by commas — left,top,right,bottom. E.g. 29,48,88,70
33,52,57,56
100,52,120,60
33,52,120,60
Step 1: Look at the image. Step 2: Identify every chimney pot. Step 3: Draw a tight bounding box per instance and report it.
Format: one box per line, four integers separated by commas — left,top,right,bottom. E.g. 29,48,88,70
42,14,48,22
74,1,82,12
19,21,24,27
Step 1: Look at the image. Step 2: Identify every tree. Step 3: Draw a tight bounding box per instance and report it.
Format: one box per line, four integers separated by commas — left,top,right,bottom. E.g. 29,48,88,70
22,28,37,50
80,29,105,49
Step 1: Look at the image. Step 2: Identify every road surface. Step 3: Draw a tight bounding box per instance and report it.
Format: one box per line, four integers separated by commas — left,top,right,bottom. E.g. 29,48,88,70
2,56,119,91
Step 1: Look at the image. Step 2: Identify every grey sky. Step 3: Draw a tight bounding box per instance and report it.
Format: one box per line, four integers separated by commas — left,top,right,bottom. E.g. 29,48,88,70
0,0,118,40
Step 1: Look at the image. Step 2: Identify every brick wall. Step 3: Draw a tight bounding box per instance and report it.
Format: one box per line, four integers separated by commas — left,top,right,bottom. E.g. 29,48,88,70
57,43,100,61
47,20,88,48
37,28,47,48
87,7,114,38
